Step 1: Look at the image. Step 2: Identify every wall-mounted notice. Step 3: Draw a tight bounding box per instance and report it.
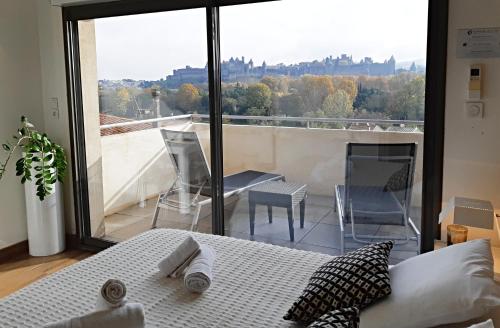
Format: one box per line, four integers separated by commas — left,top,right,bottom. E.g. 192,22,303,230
457,27,500,58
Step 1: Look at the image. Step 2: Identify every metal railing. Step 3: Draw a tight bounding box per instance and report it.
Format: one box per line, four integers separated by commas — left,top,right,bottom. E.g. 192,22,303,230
99,114,192,130
193,114,423,127
100,113,424,131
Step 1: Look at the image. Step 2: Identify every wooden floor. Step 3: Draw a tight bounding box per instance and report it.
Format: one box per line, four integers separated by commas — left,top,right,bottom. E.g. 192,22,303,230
0,249,93,299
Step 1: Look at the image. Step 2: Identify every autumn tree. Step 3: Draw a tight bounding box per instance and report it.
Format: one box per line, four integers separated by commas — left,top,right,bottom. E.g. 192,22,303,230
261,76,289,94
175,83,201,113
333,77,358,102
296,75,335,112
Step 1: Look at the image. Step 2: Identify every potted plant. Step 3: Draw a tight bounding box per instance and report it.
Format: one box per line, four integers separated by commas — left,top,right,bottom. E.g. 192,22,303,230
0,116,68,256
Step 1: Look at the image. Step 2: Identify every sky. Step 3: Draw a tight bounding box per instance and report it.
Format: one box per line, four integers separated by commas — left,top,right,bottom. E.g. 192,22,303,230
94,0,428,81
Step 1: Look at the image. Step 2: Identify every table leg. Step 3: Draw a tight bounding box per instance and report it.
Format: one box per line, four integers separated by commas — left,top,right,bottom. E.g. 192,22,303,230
287,206,294,242
300,198,305,229
249,201,256,236
267,205,273,223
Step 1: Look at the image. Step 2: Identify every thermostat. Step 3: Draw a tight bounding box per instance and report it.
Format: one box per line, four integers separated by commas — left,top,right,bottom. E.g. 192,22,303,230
468,64,483,99
465,102,484,118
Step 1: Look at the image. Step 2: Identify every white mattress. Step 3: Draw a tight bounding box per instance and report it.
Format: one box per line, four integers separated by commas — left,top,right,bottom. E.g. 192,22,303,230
1,229,498,327
0,229,332,328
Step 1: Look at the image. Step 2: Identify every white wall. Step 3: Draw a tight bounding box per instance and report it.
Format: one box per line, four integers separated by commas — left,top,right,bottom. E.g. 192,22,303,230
0,0,44,248
442,0,500,244
36,0,76,236
100,124,188,216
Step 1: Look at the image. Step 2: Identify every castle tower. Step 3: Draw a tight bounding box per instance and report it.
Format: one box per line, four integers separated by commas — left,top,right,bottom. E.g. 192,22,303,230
388,55,396,74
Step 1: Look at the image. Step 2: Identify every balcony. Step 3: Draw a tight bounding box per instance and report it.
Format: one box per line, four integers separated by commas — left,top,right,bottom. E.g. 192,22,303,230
94,114,424,264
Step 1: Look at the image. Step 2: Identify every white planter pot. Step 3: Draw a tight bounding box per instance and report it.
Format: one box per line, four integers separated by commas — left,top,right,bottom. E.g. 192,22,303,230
24,178,65,256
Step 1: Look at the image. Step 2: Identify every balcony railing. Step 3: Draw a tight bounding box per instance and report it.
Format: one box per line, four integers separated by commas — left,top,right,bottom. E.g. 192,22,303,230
97,114,424,219
100,114,424,132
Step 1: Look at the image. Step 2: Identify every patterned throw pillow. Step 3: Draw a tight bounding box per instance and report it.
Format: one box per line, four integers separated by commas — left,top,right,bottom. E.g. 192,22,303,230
307,307,360,328
283,241,393,323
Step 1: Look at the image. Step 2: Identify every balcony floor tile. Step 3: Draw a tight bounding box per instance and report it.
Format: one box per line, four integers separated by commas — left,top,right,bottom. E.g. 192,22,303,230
102,193,420,262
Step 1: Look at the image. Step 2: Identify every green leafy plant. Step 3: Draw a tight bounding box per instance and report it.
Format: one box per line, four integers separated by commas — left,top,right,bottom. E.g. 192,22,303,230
0,116,67,201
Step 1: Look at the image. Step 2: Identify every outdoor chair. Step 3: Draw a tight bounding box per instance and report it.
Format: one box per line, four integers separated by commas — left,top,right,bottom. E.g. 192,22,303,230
151,129,284,231
334,143,420,254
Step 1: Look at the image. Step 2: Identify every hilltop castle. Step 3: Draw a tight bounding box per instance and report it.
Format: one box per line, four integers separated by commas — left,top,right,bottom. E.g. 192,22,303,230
166,54,396,88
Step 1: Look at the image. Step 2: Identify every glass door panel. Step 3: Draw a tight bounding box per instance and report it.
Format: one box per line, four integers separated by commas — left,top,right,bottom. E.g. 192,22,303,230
77,9,212,242
219,0,427,263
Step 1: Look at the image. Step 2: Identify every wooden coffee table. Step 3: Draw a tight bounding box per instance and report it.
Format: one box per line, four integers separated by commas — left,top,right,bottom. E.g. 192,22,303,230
248,181,307,242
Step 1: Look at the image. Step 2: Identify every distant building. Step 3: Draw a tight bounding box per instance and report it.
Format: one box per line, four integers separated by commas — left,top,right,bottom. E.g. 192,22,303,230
165,54,397,88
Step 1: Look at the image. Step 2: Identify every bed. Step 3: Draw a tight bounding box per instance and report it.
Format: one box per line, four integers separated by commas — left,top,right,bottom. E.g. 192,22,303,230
0,229,498,327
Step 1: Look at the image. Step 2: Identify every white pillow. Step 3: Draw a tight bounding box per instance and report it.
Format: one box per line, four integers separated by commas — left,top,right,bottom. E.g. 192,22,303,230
360,239,500,328
469,319,495,328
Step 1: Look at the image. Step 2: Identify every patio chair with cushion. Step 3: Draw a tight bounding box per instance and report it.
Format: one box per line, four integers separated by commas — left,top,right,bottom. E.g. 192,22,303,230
151,129,284,231
334,143,420,254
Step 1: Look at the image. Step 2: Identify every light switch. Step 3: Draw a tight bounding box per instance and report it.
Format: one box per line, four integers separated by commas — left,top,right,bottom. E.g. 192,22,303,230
465,102,484,118
49,97,59,119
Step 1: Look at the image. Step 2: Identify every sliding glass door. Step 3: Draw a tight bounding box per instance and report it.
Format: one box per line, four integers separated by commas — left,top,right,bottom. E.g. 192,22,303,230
76,9,213,243
63,0,447,254
219,0,428,262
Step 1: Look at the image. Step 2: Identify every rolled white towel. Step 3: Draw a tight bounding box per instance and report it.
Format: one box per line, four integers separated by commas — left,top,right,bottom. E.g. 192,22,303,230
43,302,145,328
184,244,216,293
95,279,127,311
158,235,201,277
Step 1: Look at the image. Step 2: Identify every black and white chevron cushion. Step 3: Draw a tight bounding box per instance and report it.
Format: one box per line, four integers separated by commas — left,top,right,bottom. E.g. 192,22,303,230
284,241,393,323
307,307,360,328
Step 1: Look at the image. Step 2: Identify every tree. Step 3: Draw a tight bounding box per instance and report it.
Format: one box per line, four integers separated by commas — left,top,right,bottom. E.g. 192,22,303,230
175,83,201,113
333,77,358,102
222,97,238,115
387,75,425,120
279,94,305,117
261,76,280,92
199,93,210,114
261,76,289,94
358,76,389,92
322,90,353,118
245,83,272,111
296,75,335,112
223,82,247,111
353,86,388,113
115,88,131,115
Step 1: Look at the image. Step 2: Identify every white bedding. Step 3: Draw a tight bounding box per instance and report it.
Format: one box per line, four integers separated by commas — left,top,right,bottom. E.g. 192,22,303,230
0,229,331,328
0,229,498,327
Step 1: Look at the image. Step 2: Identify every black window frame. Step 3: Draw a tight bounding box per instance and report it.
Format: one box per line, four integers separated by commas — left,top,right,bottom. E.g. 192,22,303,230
63,0,448,253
